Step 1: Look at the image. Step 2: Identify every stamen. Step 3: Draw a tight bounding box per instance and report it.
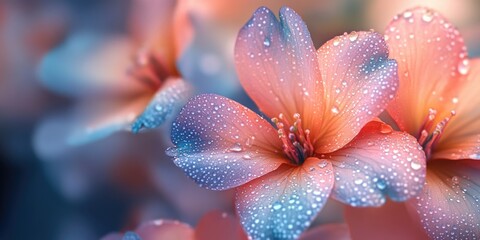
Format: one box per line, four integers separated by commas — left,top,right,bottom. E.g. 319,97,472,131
417,109,456,159
272,113,314,165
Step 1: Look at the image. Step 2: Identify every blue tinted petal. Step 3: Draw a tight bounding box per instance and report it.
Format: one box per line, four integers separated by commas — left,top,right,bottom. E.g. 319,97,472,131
122,231,142,240
131,78,192,133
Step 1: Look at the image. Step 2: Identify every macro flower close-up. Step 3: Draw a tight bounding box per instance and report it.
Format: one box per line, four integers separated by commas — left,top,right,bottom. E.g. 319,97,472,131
345,7,480,240
1,1,480,240
169,6,427,240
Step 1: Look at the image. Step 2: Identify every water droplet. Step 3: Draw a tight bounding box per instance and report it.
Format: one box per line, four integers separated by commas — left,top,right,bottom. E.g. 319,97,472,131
318,160,328,168
155,104,163,111
468,153,480,159
452,97,458,104
376,179,387,190
165,147,178,157
380,124,393,134
331,106,340,114
263,37,271,47
243,154,252,160
332,37,340,46
313,190,321,196
422,10,433,22
272,202,282,210
403,11,413,19
349,31,358,42
354,179,363,185
458,59,470,75
452,176,459,184
410,162,422,170
309,167,315,172
229,142,243,152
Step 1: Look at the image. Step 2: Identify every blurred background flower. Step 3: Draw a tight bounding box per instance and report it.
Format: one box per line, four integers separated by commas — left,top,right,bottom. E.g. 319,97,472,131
1,0,479,239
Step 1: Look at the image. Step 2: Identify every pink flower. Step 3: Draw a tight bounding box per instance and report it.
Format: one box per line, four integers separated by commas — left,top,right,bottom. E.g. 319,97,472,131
101,211,350,240
170,6,426,239
345,7,480,240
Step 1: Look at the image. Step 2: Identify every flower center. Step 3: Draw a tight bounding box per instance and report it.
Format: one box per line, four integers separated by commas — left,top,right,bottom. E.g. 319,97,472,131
128,48,170,90
271,113,314,165
417,108,456,159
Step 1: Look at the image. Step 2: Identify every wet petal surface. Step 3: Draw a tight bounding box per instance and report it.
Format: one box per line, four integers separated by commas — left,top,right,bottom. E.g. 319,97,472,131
409,160,480,239
385,7,469,135
131,78,192,133
315,31,398,153
235,7,324,127
236,158,334,240
171,94,285,190
329,121,426,206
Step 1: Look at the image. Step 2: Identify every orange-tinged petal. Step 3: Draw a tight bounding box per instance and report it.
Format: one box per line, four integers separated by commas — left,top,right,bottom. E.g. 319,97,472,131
434,59,480,160
128,0,177,73
344,200,429,240
408,160,480,239
299,224,351,240
315,31,398,153
235,7,324,127
135,220,195,240
171,94,286,190
236,158,334,240
385,7,469,136
328,121,426,206
195,211,248,240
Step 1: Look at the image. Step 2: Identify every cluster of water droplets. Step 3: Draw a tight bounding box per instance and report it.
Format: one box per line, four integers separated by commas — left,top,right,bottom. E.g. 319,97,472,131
131,79,192,133
236,159,333,240
330,124,426,207
414,165,480,239
317,30,399,151
169,94,284,191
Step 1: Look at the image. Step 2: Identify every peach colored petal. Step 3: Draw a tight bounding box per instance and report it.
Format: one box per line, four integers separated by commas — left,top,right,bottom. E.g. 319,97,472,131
328,121,426,206
434,59,480,160
299,223,351,240
135,220,195,240
385,7,469,136
195,211,248,240
171,94,286,190
39,33,148,98
236,158,334,239
344,200,429,240
408,160,480,239
128,0,177,73
315,31,398,153
235,7,324,128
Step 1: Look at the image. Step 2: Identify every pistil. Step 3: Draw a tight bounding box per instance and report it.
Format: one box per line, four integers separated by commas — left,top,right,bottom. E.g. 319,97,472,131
272,113,314,165
128,48,170,90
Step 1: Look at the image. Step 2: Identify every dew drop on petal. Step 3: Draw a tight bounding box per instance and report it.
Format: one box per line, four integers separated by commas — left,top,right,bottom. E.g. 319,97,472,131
376,179,387,190
410,161,422,170
229,142,243,152
458,59,470,75
165,147,178,157
348,31,358,42
354,179,363,185
263,37,271,47
422,10,434,23
272,202,282,210
380,124,393,134
403,11,413,19
333,37,340,46
331,106,340,114
468,153,480,159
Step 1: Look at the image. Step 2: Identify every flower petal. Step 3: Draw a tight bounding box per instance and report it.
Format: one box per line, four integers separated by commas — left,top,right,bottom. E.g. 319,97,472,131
235,7,324,126
38,32,146,98
122,232,142,240
433,59,480,160
409,160,480,239
135,220,195,240
315,31,398,153
344,200,429,240
235,158,334,240
131,78,193,133
299,223,351,240
171,94,285,190
195,211,248,240
385,7,469,135
329,121,426,206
